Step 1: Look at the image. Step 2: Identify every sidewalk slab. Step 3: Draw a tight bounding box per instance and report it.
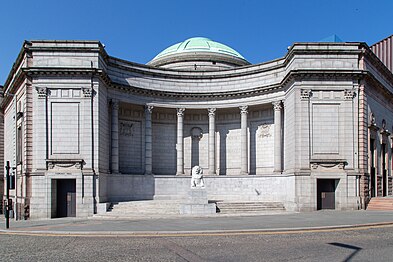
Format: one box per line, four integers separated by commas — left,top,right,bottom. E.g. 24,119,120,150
1,210,393,235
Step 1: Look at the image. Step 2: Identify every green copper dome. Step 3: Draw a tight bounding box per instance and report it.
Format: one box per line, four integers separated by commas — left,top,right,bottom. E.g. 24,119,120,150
151,37,247,61
148,37,250,70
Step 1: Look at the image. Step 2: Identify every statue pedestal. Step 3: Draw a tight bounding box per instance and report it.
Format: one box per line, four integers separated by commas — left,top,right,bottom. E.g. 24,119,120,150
180,188,216,215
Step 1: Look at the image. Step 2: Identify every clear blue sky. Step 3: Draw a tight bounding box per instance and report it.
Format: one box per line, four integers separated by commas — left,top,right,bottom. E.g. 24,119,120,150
1,0,392,84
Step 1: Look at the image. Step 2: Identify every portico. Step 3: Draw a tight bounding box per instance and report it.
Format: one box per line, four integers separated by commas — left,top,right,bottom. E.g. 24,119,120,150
110,101,284,177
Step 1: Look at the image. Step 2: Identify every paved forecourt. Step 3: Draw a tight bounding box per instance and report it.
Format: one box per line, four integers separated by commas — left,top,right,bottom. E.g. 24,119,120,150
1,210,393,236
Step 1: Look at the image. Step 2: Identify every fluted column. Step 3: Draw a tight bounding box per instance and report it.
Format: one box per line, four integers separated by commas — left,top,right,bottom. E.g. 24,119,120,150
208,108,216,175
240,106,248,175
176,108,185,175
273,101,282,173
145,105,153,175
111,99,119,173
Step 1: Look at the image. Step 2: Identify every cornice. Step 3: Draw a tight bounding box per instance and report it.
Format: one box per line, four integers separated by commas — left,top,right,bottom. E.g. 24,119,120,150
363,47,393,86
107,47,364,80
1,67,369,106
107,56,285,80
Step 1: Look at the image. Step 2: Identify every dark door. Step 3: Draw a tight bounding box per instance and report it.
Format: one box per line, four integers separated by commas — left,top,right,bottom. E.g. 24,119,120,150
370,167,376,197
382,144,387,197
383,170,387,197
57,179,76,218
317,179,336,210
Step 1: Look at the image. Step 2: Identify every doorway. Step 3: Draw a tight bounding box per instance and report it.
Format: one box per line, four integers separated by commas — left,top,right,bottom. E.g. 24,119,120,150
56,179,76,217
317,179,337,210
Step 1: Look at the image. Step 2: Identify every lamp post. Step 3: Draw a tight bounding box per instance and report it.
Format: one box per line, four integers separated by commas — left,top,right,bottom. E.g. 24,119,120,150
4,161,15,229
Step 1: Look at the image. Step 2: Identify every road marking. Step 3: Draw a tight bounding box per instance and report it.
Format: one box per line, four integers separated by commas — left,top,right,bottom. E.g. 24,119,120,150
1,223,393,238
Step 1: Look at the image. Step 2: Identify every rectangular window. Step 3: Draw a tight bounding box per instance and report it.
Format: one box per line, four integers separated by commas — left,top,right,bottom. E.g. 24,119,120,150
16,126,22,164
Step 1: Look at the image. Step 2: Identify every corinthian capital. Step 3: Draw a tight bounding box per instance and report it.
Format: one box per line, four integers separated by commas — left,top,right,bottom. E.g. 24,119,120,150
145,105,154,114
208,108,216,117
272,101,282,111
239,105,248,114
35,86,48,98
177,108,185,117
111,99,119,110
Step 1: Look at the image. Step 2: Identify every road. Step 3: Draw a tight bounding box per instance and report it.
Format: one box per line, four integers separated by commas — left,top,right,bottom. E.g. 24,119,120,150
1,226,392,261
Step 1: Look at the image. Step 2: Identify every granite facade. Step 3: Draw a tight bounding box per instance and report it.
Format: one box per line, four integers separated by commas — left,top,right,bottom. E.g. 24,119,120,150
1,39,393,219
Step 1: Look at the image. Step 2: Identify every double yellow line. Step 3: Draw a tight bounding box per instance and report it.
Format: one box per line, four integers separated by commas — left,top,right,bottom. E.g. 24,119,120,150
1,222,393,238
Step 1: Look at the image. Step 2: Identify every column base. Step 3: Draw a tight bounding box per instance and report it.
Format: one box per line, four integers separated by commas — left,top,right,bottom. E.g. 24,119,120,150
176,172,186,176
240,171,249,175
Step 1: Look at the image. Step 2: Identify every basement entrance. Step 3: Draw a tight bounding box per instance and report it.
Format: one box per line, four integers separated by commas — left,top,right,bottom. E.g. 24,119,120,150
317,179,337,210
56,179,76,218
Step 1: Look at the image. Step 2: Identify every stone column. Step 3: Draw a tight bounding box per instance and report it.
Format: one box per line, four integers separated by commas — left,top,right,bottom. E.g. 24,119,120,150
208,108,216,175
240,106,248,175
111,99,119,173
273,101,282,173
176,108,185,175
145,105,153,175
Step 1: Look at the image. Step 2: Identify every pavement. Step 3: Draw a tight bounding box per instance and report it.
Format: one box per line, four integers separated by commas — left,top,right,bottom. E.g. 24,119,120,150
1,210,393,236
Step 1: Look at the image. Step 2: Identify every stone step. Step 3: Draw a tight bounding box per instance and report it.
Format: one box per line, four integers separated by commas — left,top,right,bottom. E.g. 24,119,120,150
100,200,183,217
216,201,285,214
367,197,393,211
94,200,287,219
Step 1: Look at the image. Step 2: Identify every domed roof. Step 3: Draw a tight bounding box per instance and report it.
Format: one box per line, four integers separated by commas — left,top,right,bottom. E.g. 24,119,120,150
147,37,250,70
151,37,247,60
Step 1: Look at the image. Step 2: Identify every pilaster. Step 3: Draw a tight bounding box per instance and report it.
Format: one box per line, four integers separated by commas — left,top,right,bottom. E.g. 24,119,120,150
273,100,283,173
111,99,119,173
145,105,153,175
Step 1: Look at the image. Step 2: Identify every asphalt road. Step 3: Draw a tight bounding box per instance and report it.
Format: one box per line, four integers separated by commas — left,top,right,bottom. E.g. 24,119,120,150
1,226,392,261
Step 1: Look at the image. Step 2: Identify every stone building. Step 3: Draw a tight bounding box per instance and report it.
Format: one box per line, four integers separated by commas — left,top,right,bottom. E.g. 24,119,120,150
2,36,393,219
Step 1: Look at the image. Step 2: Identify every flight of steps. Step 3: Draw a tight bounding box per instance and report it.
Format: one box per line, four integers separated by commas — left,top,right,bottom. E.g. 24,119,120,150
367,197,393,211
93,200,287,219
216,201,286,214
95,200,183,219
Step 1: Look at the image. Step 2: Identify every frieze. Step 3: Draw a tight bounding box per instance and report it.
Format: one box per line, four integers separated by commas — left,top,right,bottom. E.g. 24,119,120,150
119,121,134,136
257,124,272,138
47,159,84,170
310,159,347,170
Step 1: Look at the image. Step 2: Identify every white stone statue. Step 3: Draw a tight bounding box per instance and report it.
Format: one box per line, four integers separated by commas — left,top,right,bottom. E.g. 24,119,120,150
191,166,205,188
